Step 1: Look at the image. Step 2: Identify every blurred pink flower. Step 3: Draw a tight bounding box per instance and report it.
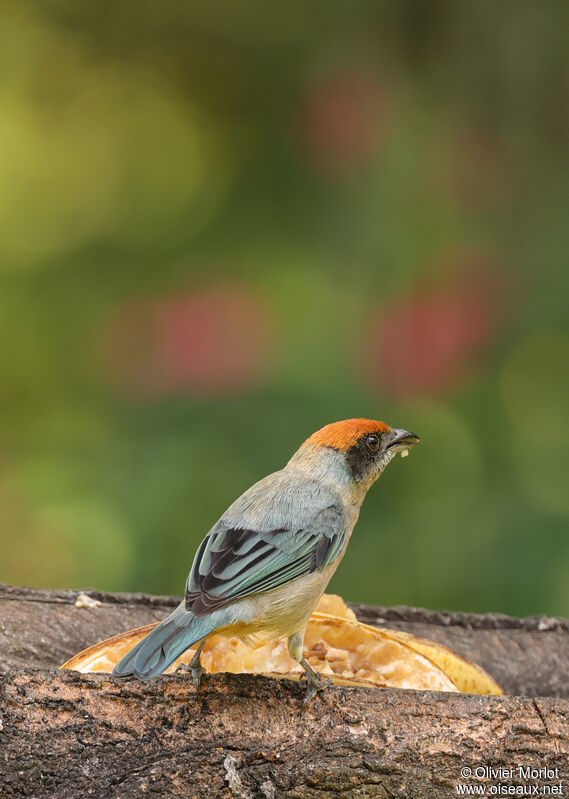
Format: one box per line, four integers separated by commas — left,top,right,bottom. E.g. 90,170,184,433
295,69,389,177
367,256,507,398
100,285,272,399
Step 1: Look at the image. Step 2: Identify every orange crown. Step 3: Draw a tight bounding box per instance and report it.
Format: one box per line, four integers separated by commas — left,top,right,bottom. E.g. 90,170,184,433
305,418,391,452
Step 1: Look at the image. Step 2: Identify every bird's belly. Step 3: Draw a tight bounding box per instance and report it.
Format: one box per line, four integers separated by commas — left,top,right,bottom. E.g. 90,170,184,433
219,567,337,647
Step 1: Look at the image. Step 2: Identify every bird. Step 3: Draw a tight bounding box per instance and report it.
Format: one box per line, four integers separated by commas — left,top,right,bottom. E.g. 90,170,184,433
113,418,420,705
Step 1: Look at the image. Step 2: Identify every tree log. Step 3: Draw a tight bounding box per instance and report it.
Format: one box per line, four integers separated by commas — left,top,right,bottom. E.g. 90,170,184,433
1,584,569,798
2,584,569,696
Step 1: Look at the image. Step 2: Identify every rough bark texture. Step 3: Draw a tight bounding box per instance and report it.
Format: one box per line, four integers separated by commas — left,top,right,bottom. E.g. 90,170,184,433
1,584,569,798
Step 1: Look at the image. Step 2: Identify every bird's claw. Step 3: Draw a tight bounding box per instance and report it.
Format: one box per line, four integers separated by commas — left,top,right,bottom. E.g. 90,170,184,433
175,660,203,691
301,674,331,709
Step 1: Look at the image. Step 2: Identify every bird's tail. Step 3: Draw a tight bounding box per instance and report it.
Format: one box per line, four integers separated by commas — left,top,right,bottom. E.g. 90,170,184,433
113,601,217,679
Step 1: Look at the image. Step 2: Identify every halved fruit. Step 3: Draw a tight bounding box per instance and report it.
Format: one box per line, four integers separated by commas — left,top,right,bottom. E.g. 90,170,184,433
62,593,502,695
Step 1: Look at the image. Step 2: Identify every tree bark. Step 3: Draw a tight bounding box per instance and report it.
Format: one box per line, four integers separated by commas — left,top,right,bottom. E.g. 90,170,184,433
1,584,569,798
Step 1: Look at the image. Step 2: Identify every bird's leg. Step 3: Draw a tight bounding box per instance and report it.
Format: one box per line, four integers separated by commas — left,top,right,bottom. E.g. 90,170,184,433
299,657,328,707
288,629,330,708
189,639,205,690
176,639,206,690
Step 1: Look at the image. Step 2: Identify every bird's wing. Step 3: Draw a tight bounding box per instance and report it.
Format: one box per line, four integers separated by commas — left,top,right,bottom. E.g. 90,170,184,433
185,501,345,616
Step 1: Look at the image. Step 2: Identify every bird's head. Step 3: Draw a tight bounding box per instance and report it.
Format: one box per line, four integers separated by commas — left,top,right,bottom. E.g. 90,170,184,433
290,418,420,495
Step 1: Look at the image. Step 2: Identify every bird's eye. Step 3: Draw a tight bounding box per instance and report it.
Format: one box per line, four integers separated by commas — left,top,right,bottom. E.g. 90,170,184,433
366,434,380,453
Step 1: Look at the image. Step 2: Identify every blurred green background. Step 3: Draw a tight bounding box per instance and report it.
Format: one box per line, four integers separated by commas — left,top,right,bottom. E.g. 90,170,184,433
1,1,568,617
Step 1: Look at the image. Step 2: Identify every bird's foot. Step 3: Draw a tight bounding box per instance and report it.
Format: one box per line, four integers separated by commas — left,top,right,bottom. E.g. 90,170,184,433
175,640,206,691
175,658,203,690
299,661,332,708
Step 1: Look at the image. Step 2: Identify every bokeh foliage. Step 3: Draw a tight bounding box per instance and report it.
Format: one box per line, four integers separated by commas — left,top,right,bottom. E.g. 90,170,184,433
1,1,568,616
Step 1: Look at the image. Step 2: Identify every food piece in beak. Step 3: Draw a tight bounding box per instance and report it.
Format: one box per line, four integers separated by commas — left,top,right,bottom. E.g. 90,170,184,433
387,429,420,454
400,449,409,458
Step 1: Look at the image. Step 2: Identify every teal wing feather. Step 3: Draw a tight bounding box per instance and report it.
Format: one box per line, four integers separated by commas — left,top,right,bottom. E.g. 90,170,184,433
185,504,345,616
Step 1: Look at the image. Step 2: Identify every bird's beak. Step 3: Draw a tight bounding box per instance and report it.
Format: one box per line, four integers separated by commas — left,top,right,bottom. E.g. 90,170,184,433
386,428,420,453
